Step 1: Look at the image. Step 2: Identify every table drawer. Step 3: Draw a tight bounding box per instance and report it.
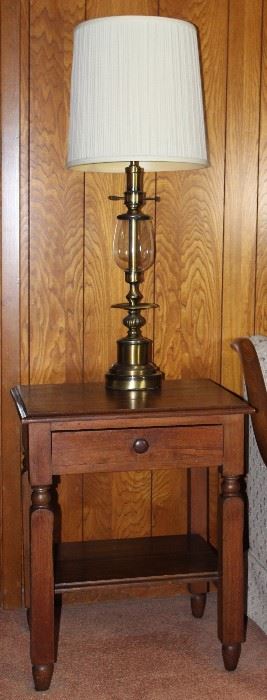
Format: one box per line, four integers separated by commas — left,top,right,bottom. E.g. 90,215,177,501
52,425,223,474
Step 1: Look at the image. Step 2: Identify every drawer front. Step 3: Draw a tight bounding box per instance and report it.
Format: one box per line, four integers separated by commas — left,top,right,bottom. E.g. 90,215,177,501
52,425,223,474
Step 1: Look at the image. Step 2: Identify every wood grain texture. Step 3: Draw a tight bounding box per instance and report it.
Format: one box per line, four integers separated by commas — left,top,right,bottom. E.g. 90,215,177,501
29,0,85,385
208,467,219,548
84,171,125,380
30,506,54,665
83,473,113,541
221,0,262,392
52,425,223,472
256,1,267,334
189,468,208,538
86,0,158,18
84,470,151,540
152,470,188,536
56,475,83,543
29,0,86,544
20,0,30,384
1,0,22,607
111,471,151,539
218,479,245,644
61,580,188,605
156,0,227,381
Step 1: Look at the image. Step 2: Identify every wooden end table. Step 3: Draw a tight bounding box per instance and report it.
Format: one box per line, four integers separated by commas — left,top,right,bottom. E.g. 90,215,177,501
11,379,253,691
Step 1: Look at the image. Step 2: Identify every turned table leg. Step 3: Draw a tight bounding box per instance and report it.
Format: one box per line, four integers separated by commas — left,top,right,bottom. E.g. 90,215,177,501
189,582,207,618
222,643,241,671
30,486,55,691
188,468,208,618
218,474,245,671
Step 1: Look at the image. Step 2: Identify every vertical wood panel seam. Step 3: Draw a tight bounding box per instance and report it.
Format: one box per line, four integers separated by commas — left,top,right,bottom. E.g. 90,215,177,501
82,0,87,384
1,0,22,606
26,0,31,383
28,0,32,385
0,0,2,607
255,0,265,334
80,0,87,544
82,0,90,543
22,0,31,385
220,0,230,383
221,0,262,390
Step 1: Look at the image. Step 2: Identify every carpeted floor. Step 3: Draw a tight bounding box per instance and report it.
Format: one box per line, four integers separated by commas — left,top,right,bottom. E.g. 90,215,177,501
0,593,266,699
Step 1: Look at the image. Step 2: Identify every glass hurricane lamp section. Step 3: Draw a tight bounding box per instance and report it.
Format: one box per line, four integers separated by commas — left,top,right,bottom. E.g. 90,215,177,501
113,218,154,272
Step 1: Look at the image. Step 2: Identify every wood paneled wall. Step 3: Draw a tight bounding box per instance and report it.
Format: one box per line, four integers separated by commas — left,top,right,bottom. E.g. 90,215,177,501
1,0,267,607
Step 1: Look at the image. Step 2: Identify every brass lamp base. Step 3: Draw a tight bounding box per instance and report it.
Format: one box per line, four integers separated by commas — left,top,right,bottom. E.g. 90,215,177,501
106,337,163,391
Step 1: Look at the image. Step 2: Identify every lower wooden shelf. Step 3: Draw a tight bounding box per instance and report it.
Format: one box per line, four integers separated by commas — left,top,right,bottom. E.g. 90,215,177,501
54,534,218,593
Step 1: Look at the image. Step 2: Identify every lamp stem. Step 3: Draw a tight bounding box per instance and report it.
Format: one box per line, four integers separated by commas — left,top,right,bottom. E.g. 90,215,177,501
124,162,146,341
106,161,163,391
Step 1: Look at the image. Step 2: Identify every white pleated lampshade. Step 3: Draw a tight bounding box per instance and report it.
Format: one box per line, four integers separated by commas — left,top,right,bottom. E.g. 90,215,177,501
67,15,208,173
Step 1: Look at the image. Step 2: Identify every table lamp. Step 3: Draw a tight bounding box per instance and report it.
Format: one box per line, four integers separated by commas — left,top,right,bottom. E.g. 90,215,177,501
67,15,208,390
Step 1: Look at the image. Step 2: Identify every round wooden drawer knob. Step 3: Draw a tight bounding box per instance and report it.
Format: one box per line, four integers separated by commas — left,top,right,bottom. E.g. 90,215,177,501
133,438,149,454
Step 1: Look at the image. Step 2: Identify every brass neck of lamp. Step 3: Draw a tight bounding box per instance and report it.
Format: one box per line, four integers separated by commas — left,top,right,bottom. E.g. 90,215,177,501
124,162,146,341
106,161,163,391
125,161,145,209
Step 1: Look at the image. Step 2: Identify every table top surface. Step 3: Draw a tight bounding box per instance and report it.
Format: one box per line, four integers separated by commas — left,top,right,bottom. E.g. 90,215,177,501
11,379,254,422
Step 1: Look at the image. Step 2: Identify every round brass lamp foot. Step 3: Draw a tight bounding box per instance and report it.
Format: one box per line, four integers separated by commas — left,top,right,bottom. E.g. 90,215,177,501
106,364,162,391
106,337,163,391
